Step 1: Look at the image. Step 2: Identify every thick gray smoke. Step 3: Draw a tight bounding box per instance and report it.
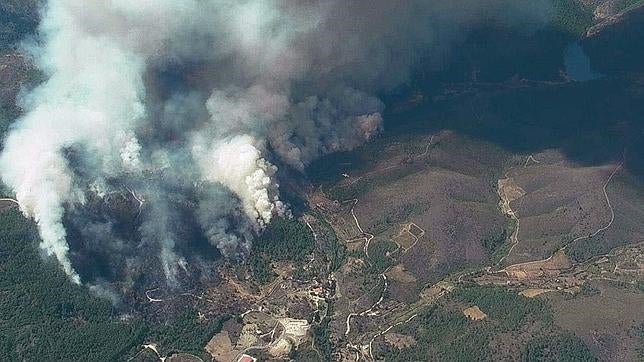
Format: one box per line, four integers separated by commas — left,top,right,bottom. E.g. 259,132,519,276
0,0,552,286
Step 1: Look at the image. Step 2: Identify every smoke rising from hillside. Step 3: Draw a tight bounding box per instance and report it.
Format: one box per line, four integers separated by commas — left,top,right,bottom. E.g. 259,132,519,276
0,0,552,287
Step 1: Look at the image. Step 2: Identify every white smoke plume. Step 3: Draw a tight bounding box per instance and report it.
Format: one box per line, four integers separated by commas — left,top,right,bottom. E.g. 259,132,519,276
0,0,553,285
192,134,286,228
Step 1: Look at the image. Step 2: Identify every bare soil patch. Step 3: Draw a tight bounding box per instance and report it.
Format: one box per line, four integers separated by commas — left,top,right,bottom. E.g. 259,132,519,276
505,250,572,279
392,224,417,250
408,223,425,239
268,339,292,358
205,331,235,362
279,318,310,345
463,305,488,320
519,288,553,298
497,177,526,215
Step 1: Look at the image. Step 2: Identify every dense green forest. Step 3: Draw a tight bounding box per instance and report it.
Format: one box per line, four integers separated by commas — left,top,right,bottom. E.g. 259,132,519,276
250,217,315,284
311,313,333,361
367,239,398,273
0,210,142,361
613,0,644,13
452,285,553,330
384,304,489,361
0,209,224,361
639,324,644,359
481,228,509,256
0,0,39,51
304,212,348,273
143,309,226,358
253,217,315,261
522,333,597,361
550,0,594,35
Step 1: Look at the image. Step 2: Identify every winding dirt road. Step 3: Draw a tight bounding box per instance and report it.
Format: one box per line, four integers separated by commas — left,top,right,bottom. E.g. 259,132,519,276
499,158,623,273
564,160,623,249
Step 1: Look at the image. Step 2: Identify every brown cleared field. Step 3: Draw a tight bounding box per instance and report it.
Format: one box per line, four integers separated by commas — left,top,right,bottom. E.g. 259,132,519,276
408,223,425,239
205,331,235,362
392,230,417,250
463,305,488,320
518,288,553,298
392,223,424,250
504,250,572,279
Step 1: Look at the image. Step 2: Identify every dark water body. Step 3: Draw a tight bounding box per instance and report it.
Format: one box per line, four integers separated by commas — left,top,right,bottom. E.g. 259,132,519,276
564,43,602,82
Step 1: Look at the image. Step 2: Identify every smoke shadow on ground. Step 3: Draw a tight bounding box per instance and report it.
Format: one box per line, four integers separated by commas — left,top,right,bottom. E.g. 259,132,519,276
62,189,223,289
379,14,644,180
582,6,644,75
387,75,644,179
